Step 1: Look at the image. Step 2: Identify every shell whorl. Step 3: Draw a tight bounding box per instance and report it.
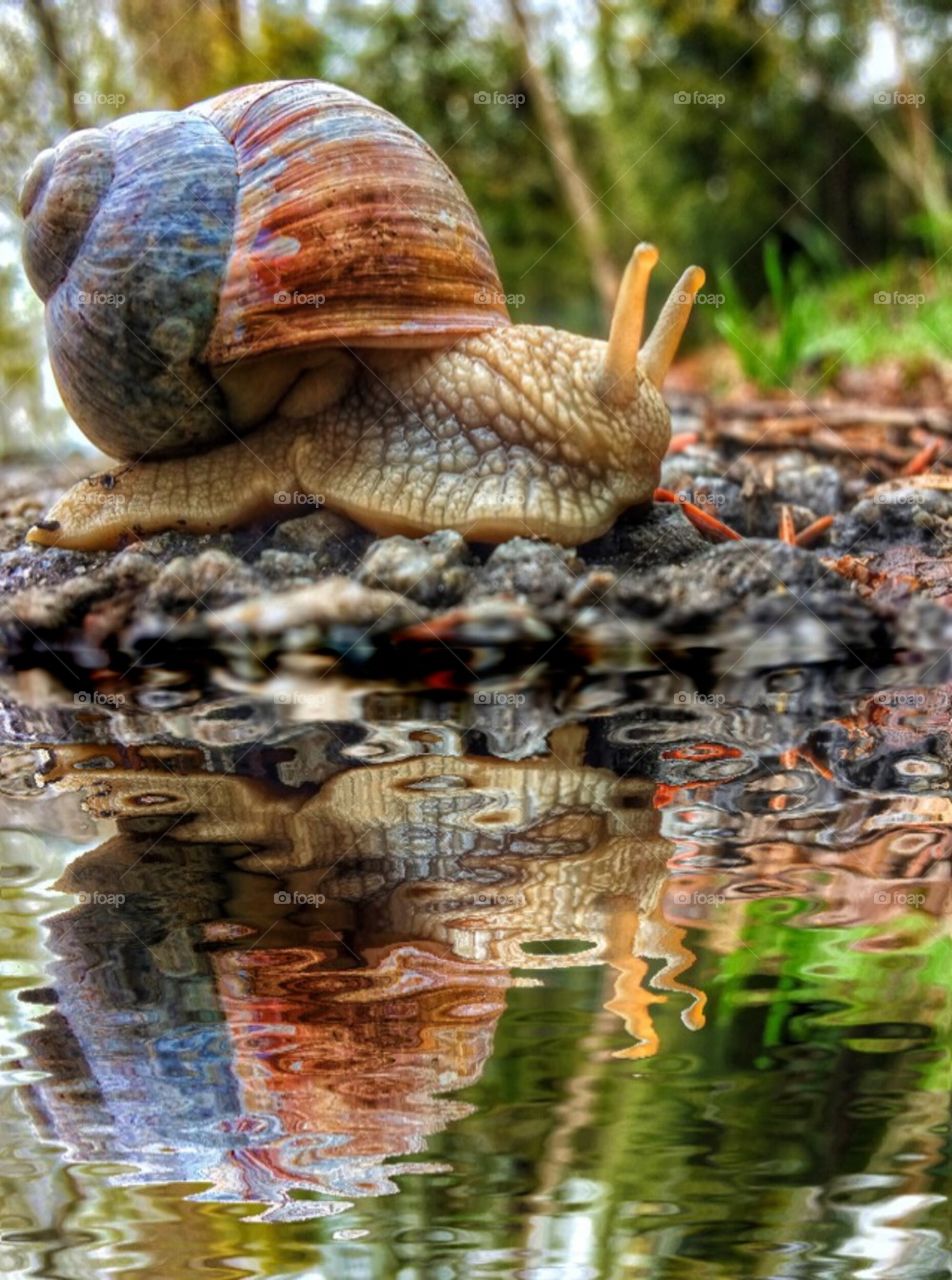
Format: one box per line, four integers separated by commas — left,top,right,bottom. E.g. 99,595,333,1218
20,129,114,301
191,80,510,364
22,112,237,459
20,80,510,462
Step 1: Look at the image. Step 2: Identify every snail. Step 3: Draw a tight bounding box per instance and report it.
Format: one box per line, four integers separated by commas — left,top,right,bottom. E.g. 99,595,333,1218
20,79,704,552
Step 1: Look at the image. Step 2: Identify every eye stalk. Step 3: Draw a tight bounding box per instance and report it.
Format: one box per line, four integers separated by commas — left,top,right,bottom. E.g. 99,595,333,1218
640,264,706,389
597,244,705,405
597,242,659,406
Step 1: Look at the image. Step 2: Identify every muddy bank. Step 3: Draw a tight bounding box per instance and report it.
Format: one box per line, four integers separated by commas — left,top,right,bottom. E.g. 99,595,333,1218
2,397,951,690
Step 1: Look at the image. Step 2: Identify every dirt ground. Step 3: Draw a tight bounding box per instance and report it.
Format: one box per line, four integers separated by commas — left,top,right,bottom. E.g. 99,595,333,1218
2,393,951,693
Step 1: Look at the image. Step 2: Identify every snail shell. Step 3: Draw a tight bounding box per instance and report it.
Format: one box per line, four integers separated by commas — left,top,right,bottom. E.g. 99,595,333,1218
20,80,509,460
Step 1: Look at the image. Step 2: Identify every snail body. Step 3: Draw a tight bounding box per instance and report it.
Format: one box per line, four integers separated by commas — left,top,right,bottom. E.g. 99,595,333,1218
20,80,704,550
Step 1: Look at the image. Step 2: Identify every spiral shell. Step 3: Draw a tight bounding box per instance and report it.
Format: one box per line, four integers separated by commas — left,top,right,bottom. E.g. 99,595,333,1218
20,80,510,460
194,80,509,363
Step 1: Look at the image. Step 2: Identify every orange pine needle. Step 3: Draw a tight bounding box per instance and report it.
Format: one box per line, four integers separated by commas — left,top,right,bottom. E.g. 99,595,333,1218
777,504,797,545
668,431,700,454
653,487,743,542
680,500,743,542
901,437,942,476
795,514,834,548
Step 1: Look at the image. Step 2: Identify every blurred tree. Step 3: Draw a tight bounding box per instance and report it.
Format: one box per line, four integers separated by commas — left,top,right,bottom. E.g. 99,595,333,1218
507,0,619,324
24,0,80,127
116,0,251,107
0,0,948,450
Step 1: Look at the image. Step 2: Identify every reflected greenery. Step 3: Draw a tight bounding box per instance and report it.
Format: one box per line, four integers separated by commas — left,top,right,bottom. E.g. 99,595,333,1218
0,682,948,1277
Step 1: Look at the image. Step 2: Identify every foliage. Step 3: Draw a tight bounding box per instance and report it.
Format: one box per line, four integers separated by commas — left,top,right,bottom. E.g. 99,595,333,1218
717,244,952,392
0,0,948,441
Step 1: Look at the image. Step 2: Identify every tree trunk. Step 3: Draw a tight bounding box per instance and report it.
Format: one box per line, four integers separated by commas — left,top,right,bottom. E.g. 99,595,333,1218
506,0,619,324
25,0,81,129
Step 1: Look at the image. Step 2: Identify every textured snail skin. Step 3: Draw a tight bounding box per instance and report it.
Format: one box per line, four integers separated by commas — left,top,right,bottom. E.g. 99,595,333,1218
21,80,703,551
28,326,670,550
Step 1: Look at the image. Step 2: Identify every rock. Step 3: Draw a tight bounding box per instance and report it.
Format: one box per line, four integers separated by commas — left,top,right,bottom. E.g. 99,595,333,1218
609,539,878,637
582,503,707,572
143,549,263,613
470,538,582,608
358,530,472,606
770,454,842,515
264,509,370,570
212,576,421,639
832,478,952,551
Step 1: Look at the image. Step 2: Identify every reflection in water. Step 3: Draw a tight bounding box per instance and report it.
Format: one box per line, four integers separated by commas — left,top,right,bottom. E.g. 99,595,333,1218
0,696,949,1276
15,729,692,1223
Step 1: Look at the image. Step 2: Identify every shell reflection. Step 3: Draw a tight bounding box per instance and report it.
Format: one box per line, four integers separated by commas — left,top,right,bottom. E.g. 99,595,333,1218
20,729,691,1219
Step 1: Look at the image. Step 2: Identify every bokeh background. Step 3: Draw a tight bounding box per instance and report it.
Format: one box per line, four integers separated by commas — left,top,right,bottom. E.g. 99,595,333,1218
0,0,949,453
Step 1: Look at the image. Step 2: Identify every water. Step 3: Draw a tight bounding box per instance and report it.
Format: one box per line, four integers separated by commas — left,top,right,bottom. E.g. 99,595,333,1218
0,665,949,1279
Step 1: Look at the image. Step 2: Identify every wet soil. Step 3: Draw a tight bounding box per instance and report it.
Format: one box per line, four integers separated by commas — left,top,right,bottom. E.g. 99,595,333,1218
1,395,951,691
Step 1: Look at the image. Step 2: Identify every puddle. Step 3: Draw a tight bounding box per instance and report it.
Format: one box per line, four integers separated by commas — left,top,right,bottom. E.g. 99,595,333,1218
0,668,949,1278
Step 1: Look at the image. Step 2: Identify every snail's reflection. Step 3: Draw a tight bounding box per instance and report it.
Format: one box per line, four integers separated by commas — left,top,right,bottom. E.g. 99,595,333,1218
20,729,698,1220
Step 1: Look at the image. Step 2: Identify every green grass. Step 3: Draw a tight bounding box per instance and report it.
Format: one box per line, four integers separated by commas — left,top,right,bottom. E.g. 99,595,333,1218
714,240,950,391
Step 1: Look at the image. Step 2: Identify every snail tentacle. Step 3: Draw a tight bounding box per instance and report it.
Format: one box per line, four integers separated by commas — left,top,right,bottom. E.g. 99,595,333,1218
640,266,706,388
597,242,659,407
